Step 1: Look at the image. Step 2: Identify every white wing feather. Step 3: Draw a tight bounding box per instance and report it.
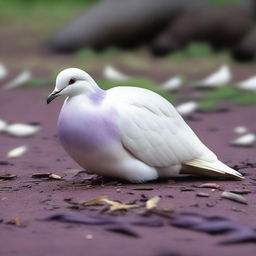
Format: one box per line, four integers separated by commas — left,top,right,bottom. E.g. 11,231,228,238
106,87,216,169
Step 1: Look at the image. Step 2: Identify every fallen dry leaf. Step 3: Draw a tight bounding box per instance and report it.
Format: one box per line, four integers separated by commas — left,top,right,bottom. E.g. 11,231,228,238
0,174,17,180
32,173,61,180
229,189,251,195
221,191,248,205
6,217,26,227
49,173,62,180
80,196,139,211
146,196,161,210
198,183,220,189
196,192,210,197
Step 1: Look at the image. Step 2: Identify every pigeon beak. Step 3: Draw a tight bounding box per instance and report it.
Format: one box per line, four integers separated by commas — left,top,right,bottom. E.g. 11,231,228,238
47,91,59,104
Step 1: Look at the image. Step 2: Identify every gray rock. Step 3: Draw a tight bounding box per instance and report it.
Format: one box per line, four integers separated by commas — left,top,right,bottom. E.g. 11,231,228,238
46,0,207,53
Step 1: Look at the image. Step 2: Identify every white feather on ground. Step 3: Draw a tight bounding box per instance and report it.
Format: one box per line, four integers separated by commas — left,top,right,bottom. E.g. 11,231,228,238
192,65,232,88
4,70,32,89
175,101,198,116
7,145,28,158
233,126,248,134
231,133,256,147
236,76,256,92
159,76,183,91
0,119,8,132
5,123,40,137
0,63,8,80
103,65,131,81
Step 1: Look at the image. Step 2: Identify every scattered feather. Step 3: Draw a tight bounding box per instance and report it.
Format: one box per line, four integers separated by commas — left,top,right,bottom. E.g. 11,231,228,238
4,70,32,89
221,191,248,205
160,76,183,91
85,234,93,240
5,123,40,137
236,76,256,92
146,196,161,210
0,63,8,80
192,65,231,88
233,126,248,134
43,214,115,225
42,211,256,245
103,65,131,81
220,228,256,245
7,145,27,158
194,218,239,234
0,119,8,132
231,133,256,147
176,101,198,116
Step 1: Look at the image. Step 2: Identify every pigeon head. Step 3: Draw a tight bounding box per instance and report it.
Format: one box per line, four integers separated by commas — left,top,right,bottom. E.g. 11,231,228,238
47,68,99,104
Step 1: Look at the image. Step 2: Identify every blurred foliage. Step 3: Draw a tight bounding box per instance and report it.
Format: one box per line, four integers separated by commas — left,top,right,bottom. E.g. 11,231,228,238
99,78,177,104
75,47,122,59
209,0,242,5
0,0,98,31
199,86,256,109
0,0,99,6
168,43,229,61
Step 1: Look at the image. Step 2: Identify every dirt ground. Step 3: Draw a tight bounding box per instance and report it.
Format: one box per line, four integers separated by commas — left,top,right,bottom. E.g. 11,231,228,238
0,17,256,255
0,81,256,256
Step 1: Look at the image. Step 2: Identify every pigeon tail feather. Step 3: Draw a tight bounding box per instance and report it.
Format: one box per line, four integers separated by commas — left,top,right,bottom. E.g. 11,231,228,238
181,159,243,180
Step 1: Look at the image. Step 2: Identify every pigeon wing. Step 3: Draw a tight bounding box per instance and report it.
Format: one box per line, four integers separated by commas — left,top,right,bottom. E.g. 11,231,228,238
109,87,215,168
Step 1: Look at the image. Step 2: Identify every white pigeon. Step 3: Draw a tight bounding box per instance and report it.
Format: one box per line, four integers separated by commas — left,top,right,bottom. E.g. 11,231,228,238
103,65,131,82
192,65,232,88
160,76,183,91
236,76,256,92
47,68,243,183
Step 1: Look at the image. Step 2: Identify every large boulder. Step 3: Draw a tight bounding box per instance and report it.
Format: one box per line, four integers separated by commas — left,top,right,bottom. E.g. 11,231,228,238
232,29,256,62
46,0,207,53
151,4,255,56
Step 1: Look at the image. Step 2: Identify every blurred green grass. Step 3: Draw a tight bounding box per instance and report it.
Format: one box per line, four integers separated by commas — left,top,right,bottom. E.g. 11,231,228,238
97,78,177,104
199,86,256,109
0,0,98,32
168,43,230,61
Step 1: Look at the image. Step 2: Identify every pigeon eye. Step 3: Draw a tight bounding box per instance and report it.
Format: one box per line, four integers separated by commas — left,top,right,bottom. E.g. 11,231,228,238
68,78,76,85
